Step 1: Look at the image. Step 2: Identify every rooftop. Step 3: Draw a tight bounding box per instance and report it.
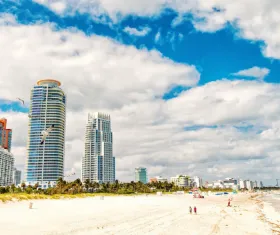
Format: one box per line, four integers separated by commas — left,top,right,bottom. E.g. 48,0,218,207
37,79,61,86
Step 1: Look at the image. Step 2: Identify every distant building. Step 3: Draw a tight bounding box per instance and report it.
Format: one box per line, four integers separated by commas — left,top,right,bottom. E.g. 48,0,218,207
0,118,12,152
245,180,253,190
239,179,245,189
150,176,168,183
260,181,264,188
212,180,224,189
223,178,238,189
170,175,189,187
13,168,21,186
253,181,258,188
135,167,147,184
191,176,203,188
0,147,14,186
150,178,157,183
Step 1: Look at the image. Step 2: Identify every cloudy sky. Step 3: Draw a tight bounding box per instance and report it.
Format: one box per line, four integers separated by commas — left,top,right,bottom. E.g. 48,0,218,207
0,0,280,186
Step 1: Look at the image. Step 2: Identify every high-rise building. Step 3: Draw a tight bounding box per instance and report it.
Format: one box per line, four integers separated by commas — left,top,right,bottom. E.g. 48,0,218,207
13,168,21,186
0,118,12,152
82,112,115,183
245,180,253,190
0,147,14,186
260,181,264,188
135,167,147,184
25,79,66,189
239,179,245,189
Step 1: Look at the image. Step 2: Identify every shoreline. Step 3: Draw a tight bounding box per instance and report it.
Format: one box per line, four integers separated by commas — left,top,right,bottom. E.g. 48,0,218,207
253,192,280,234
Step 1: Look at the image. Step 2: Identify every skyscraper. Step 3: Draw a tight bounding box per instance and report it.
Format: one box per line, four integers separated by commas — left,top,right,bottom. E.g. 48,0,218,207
135,167,147,184
0,119,14,186
82,112,115,183
0,147,14,186
25,79,66,188
13,168,21,185
0,118,12,152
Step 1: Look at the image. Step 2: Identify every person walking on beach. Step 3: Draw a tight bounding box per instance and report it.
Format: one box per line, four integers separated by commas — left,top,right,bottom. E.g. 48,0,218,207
194,206,197,214
189,206,192,214
227,199,231,207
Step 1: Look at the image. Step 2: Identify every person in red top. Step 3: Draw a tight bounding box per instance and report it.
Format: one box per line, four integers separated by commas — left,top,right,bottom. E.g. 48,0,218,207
227,199,231,207
194,206,197,214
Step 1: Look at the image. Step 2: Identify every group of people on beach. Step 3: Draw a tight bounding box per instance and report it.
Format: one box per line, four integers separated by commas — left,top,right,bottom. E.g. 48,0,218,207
189,206,197,214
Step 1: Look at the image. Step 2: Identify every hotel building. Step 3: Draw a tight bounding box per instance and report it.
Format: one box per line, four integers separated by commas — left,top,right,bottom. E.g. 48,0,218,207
82,112,115,183
25,79,66,188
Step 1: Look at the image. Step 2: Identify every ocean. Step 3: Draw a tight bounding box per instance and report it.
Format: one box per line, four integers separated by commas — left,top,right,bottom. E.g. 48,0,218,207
262,192,280,213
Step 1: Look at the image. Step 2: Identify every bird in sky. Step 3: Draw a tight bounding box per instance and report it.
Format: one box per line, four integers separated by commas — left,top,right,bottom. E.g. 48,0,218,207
16,97,25,105
40,124,54,145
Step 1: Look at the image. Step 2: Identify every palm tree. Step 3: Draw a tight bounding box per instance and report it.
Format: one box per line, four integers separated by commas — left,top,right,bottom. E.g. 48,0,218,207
84,179,90,192
10,184,16,193
21,182,26,191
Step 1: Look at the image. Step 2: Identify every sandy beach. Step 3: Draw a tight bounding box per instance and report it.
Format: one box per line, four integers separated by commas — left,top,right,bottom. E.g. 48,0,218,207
0,193,279,235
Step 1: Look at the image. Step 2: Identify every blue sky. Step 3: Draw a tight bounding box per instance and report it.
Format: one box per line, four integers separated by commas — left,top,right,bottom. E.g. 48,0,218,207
1,0,280,184
1,0,280,88
1,0,279,112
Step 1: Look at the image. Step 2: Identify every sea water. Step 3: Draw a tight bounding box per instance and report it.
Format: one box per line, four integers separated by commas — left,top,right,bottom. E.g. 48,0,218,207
262,192,280,213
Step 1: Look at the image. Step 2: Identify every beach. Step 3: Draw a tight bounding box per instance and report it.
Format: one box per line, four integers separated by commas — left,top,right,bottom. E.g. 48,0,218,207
0,193,279,235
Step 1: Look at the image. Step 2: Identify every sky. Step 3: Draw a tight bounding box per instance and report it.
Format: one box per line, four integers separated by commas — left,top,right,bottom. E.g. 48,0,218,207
0,0,280,186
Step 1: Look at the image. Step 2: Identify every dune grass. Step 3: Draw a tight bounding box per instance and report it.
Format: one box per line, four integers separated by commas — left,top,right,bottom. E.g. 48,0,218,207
0,192,152,203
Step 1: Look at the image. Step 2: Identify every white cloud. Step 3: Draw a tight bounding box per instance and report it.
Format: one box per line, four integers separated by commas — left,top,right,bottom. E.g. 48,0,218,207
232,67,270,80
33,0,280,59
154,31,161,43
123,26,151,37
1,14,280,185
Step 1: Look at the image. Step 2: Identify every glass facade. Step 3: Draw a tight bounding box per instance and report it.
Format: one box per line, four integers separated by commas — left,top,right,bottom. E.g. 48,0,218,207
135,167,147,184
25,79,66,188
82,112,115,183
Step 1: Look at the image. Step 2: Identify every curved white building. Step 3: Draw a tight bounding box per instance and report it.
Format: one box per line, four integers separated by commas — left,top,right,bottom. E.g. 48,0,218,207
25,79,66,188
82,112,115,183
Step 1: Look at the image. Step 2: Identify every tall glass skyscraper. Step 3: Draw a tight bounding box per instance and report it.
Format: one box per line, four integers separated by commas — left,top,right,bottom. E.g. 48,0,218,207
82,112,115,183
135,167,147,184
25,79,66,188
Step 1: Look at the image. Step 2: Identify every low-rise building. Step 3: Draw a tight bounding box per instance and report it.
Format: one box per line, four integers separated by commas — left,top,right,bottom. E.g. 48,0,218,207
170,175,189,187
0,147,14,186
223,178,238,189
150,178,157,183
150,176,168,183
190,176,203,188
213,180,224,189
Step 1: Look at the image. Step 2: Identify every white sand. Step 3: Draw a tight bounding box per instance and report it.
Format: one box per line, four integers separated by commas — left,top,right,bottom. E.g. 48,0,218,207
0,193,277,235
